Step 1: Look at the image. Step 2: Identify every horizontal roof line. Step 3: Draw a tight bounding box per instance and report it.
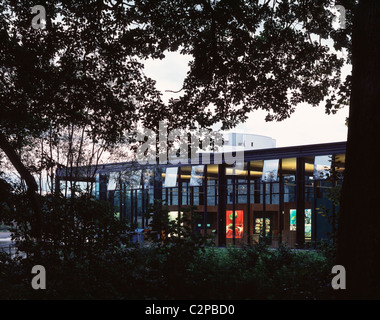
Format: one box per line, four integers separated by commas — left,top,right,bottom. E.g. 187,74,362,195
57,141,346,176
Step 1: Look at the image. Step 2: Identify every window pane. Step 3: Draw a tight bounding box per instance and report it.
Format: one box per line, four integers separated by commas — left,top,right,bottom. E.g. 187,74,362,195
313,155,331,180
108,172,119,191
262,159,279,182
189,165,204,187
281,158,296,202
289,209,312,239
164,167,178,187
143,169,154,188
123,170,142,189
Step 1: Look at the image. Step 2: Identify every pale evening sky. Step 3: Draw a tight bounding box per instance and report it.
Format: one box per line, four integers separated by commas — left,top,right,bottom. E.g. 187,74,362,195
143,51,350,148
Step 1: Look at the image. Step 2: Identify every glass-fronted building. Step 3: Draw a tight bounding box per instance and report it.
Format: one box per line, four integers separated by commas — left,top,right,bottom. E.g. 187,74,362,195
56,141,345,248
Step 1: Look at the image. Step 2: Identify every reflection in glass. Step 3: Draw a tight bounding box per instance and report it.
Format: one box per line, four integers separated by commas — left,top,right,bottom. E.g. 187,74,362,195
206,164,218,206
262,159,279,182
143,169,154,188
334,154,345,174
95,174,99,198
108,172,120,191
189,165,204,187
164,167,178,187
313,155,331,180
123,170,142,189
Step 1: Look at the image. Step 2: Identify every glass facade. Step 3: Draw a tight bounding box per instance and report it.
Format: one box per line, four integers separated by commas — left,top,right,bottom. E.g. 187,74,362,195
57,142,346,248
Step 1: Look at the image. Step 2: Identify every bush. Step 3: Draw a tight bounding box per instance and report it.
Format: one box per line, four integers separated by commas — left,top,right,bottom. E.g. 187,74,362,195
0,193,138,299
0,196,337,300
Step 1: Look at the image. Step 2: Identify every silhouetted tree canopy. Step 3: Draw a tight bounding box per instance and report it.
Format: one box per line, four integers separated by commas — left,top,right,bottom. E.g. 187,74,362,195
131,0,353,129
2,0,380,300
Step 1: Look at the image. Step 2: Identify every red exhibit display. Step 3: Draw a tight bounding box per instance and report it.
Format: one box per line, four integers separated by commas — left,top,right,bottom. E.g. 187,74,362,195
226,210,244,238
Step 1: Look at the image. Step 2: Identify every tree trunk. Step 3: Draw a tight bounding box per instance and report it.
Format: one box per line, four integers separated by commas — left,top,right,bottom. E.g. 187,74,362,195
337,0,380,299
0,131,42,240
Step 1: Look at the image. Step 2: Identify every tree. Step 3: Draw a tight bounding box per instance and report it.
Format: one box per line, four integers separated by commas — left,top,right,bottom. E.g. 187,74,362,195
1,0,379,299
0,0,178,237
131,0,352,127
129,0,379,299
336,0,380,299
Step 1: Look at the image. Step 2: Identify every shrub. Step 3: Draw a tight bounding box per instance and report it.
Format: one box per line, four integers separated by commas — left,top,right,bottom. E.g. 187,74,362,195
0,196,337,300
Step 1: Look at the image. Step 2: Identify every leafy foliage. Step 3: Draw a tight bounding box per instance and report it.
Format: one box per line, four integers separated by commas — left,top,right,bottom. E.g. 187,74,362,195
131,0,355,129
0,0,166,146
0,191,137,299
1,196,337,300
0,0,360,300
145,200,213,246
1,0,356,145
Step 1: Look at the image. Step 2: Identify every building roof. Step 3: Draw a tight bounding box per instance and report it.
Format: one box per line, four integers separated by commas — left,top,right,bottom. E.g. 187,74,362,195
56,141,346,178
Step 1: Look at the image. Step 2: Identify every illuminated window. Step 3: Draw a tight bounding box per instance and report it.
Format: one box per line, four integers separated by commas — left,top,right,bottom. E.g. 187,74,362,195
254,218,270,235
290,209,312,239
226,210,244,239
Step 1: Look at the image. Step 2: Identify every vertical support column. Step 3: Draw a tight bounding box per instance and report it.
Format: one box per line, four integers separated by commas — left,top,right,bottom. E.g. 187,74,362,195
99,174,108,202
123,183,127,221
190,185,194,206
154,167,163,204
141,173,145,229
203,165,208,237
130,189,134,225
254,179,260,203
247,162,251,245
178,166,182,222
145,188,150,227
296,157,305,248
312,179,318,248
54,173,61,195
269,181,273,204
331,155,337,245
217,164,227,247
134,190,138,225
279,159,284,245
262,181,266,239
232,172,236,245
119,177,123,222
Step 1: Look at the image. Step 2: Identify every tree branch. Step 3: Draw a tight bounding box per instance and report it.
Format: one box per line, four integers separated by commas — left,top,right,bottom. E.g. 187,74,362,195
0,131,42,240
